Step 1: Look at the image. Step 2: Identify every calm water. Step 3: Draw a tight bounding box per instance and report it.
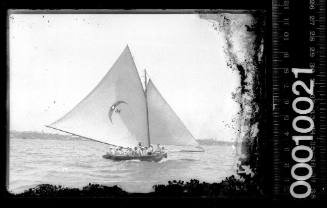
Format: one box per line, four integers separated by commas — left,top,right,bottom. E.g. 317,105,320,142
8,134,238,194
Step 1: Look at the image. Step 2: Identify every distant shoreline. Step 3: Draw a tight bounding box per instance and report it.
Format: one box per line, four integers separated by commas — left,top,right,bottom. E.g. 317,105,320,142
9,130,238,146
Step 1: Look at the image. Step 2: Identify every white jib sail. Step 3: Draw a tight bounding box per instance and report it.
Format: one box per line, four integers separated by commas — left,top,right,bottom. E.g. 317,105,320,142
146,79,199,147
48,46,149,148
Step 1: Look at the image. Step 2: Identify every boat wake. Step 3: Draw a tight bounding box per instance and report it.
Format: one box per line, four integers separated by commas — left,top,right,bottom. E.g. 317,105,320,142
157,157,169,163
178,158,197,162
126,159,142,163
179,150,205,153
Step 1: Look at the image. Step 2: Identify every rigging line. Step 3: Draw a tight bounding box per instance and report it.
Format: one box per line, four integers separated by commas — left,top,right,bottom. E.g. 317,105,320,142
45,125,115,147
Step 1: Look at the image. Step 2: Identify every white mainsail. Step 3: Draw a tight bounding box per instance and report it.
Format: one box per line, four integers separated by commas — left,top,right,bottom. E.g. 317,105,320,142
146,79,199,147
48,45,199,149
48,46,149,148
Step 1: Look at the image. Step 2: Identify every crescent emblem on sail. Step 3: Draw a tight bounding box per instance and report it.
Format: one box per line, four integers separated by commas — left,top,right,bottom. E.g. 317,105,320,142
108,101,128,123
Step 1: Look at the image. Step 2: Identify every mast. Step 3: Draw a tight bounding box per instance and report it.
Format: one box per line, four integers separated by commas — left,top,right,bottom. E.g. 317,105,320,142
144,69,151,147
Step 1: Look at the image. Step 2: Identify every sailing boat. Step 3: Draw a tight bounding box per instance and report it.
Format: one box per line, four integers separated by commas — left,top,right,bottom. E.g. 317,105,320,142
46,45,200,162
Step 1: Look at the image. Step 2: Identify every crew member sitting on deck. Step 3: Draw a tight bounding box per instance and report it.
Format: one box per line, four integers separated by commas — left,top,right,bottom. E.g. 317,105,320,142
119,147,124,155
115,147,122,155
107,147,114,155
127,147,132,156
122,148,127,156
133,147,138,156
155,144,161,153
138,142,142,147
140,146,146,156
136,146,142,156
147,145,154,155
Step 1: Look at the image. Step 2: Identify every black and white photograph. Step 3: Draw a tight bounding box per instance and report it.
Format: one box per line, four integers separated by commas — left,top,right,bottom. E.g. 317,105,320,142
8,11,266,196
4,3,326,201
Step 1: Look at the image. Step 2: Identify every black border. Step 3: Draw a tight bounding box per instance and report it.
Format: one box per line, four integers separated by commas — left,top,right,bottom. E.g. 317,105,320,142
0,0,286,207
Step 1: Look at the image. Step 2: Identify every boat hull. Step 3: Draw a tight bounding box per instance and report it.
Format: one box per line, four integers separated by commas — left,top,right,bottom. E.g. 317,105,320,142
102,152,167,162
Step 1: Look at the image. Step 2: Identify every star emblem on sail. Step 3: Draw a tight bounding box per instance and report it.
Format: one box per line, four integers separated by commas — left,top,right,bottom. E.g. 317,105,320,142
47,45,199,149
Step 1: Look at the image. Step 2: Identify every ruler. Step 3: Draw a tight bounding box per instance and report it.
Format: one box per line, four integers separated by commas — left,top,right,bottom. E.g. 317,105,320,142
272,0,326,199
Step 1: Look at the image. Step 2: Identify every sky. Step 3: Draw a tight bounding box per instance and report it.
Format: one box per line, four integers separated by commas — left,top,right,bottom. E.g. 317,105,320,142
9,14,240,141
